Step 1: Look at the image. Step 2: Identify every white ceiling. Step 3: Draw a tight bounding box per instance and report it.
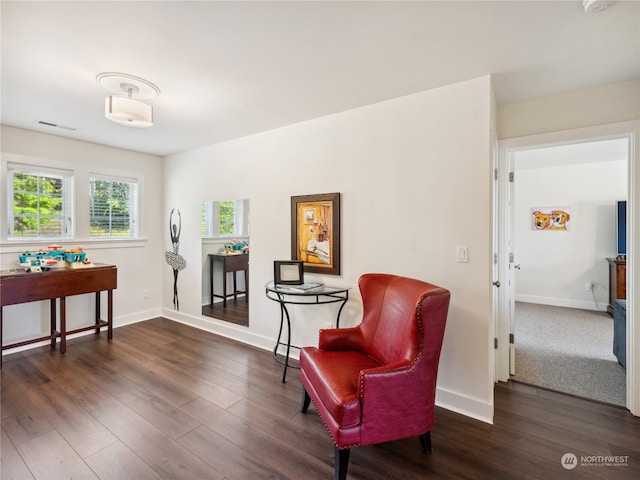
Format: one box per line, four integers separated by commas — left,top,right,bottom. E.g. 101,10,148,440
2,1,639,157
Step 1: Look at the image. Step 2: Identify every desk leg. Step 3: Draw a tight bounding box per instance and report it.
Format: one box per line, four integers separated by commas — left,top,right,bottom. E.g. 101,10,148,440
108,289,113,340
222,268,227,308
1,306,3,368
245,269,249,303
50,298,57,348
210,256,214,305
95,292,101,334
233,272,238,303
60,296,66,354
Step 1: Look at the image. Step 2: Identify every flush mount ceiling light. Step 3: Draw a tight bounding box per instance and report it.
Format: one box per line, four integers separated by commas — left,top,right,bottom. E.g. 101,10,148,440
582,0,617,13
97,72,160,128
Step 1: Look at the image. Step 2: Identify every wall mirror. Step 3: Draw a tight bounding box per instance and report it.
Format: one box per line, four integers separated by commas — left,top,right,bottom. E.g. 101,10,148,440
201,199,250,326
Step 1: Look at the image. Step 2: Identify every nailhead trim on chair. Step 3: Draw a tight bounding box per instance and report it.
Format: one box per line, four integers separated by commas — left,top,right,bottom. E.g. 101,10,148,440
310,330,362,448
307,395,363,449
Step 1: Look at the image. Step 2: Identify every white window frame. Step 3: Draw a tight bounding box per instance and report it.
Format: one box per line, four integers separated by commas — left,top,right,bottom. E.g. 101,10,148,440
202,199,249,239
89,174,139,239
7,163,74,240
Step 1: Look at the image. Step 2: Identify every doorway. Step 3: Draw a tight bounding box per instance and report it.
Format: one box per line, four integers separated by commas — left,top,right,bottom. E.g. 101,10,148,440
496,126,634,410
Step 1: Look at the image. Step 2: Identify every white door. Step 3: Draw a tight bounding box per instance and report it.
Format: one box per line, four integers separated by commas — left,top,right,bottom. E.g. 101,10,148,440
508,155,516,376
491,131,500,382
495,144,511,382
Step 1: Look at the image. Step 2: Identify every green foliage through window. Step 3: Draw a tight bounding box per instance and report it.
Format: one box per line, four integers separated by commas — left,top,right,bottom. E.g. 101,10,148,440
89,177,138,238
202,199,249,238
219,201,235,235
9,166,72,238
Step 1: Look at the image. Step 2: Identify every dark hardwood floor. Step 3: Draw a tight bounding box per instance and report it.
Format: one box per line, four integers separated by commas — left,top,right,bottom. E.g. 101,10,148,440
202,298,249,326
2,317,639,479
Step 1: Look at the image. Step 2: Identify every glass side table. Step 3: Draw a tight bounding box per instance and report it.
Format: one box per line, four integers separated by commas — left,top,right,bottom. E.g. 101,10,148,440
265,281,350,382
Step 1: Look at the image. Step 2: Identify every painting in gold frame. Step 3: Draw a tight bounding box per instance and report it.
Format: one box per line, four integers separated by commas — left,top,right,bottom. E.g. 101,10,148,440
291,192,340,275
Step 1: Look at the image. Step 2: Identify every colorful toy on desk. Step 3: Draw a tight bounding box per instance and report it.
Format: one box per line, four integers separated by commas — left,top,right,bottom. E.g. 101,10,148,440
18,246,89,271
64,247,86,264
19,250,63,271
20,257,60,272
224,239,249,254
70,257,92,268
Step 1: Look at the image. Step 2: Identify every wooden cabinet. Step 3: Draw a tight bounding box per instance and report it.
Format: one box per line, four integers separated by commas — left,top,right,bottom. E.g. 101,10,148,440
607,258,626,315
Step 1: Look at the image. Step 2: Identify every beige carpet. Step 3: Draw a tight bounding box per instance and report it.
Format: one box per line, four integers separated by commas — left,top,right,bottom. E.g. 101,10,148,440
511,302,626,407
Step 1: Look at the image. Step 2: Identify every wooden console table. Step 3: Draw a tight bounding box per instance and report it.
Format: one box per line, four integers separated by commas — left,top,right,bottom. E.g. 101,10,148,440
607,257,626,316
209,253,249,307
0,264,117,367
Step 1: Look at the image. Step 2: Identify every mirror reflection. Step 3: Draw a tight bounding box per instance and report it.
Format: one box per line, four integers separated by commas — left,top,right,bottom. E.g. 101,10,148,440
201,199,250,326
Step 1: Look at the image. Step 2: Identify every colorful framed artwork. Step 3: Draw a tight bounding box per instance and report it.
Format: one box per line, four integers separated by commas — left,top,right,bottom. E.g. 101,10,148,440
531,206,571,231
291,192,340,275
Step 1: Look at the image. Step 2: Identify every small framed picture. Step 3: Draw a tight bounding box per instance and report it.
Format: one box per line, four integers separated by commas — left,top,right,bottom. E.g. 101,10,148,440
274,260,304,285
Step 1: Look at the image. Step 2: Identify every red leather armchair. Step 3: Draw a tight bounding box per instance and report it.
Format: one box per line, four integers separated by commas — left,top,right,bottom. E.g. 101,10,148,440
300,274,450,480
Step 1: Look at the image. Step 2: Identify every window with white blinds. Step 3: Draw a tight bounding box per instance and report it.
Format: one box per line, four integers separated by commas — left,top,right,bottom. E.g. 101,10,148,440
89,175,139,238
8,163,74,239
201,201,213,237
202,199,249,238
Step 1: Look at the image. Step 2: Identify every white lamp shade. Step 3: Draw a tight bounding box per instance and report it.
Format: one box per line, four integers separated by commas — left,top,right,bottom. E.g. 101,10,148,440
105,96,153,128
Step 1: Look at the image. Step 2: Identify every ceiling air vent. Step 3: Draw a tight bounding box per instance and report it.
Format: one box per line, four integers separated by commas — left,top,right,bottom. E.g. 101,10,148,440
37,120,77,131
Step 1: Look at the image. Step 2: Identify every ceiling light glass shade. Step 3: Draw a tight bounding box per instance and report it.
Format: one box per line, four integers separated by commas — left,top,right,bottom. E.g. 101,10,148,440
105,96,153,128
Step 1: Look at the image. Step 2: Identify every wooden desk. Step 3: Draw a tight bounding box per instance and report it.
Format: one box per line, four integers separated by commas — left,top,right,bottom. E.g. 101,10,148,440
209,253,249,307
0,264,117,366
607,258,626,316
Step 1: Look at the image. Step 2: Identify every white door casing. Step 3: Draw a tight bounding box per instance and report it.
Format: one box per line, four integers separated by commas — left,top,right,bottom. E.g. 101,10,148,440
495,121,637,416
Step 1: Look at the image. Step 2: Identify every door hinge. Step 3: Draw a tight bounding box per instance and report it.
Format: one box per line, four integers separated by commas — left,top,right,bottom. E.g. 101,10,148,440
494,168,498,181
509,252,514,263
494,338,498,349
509,333,514,344
509,171,514,182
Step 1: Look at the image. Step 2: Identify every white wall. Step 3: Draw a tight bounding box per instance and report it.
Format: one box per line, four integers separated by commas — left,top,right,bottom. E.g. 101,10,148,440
514,158,627,309
497,80,640,140
0,126,165,342
163,76,495,422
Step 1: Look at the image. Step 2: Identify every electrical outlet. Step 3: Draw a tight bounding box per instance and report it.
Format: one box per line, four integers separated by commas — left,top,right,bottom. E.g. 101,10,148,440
585,282,593,291
324,322,333,329
143,289,149,299
456,246,469,263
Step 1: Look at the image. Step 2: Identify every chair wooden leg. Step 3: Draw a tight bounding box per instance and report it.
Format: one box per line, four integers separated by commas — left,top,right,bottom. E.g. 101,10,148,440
301,387,311,413
335,446,350,480
419,431,432,453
